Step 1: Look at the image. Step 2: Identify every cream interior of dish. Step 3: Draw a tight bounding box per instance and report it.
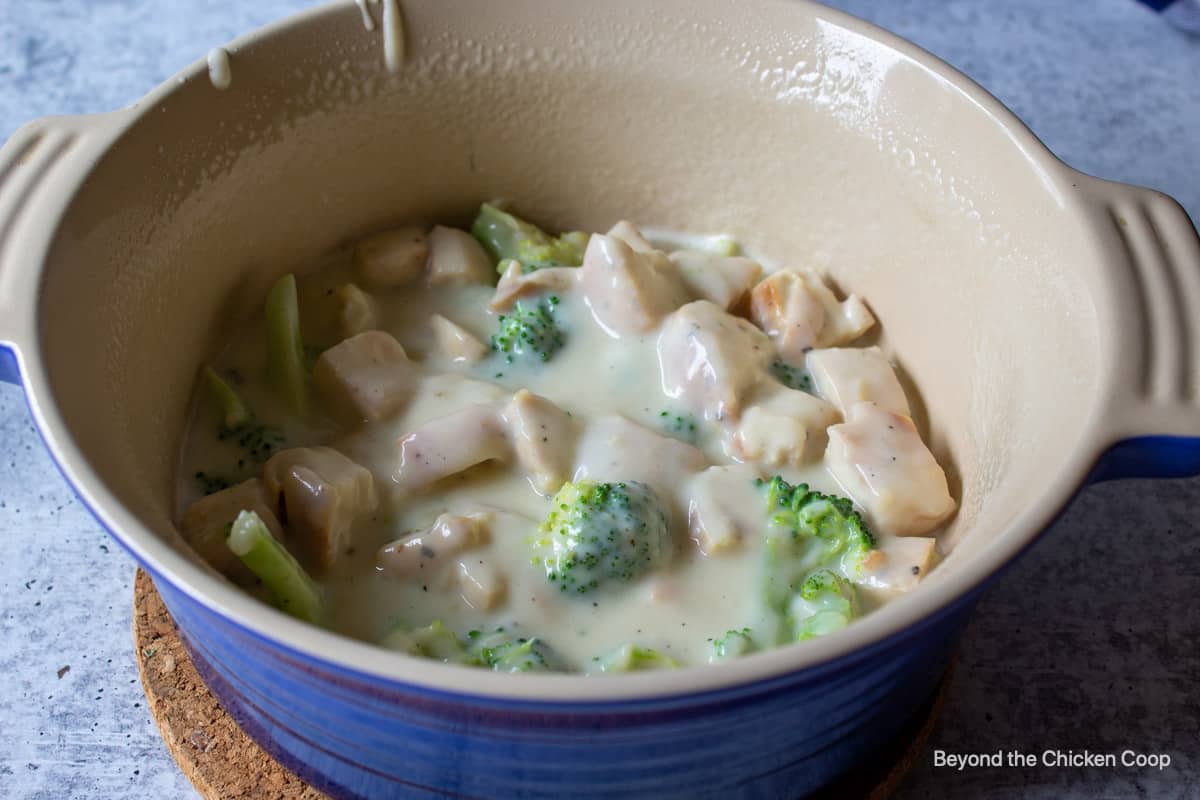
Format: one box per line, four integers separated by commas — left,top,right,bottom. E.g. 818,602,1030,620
31,2,1104,678
175,215,957,671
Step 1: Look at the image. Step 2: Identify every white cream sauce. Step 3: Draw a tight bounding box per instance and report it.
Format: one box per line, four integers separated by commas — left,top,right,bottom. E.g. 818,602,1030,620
355,0,376,32
178,225,951,671
381,0,404,73
206,47,232,91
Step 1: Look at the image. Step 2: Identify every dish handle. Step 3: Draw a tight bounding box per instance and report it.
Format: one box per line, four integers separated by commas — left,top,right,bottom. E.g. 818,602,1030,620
1082,178,1200,483
0,112,130,386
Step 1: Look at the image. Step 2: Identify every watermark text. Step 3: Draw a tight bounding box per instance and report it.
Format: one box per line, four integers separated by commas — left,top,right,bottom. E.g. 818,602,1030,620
932,749,1172,771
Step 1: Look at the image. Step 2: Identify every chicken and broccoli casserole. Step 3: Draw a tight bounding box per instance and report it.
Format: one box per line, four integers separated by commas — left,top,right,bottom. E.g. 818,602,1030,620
177,203,956,673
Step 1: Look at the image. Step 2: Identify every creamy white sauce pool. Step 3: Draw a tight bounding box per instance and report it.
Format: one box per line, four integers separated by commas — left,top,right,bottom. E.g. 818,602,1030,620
177,215,955,672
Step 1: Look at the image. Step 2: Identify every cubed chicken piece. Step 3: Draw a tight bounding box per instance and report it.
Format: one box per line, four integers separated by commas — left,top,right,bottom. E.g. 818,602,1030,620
806,346,910,417
580,234,690,336
394,403,509,492
858,536,937,592
430,314,488,364
502,389,578,495
749,269,875,360
606,220,656,253
574,415,707,498
656,300,774,423
427,225,494,286
395,373,510,429
298,282,379,348
489,260,580,311
669,250,763,312
353,226,430,289
730,387,839,467
263,447,378,571
825,402,956,537
454,559,507,610
684,464,764,555
180,479,284,579
376,512,492,576
314,331,416,425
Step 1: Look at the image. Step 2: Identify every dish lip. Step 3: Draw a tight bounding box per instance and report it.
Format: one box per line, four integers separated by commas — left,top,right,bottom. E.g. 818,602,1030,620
4,0,1125,703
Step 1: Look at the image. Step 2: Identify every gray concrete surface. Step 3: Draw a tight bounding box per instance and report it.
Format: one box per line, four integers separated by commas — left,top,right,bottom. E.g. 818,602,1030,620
0,1,1197,797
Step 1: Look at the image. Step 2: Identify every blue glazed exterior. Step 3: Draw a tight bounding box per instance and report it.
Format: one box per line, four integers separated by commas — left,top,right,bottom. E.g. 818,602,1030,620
1087,436,1200,483
0,344,19,385
155,572,973,799
0,2,1195,794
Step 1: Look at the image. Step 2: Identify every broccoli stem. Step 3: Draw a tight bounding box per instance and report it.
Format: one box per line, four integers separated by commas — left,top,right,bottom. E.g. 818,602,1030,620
265,273,309,415
227,510,324,625
202,366,251,432
472,203,530,264
471,203,587,272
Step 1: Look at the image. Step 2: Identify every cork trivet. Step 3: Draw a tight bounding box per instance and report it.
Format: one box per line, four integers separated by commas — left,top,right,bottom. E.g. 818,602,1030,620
134,568,947,799
134,569,328,800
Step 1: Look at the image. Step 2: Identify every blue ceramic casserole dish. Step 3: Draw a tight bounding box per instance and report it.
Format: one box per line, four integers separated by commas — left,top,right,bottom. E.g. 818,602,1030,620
0,0,1198,796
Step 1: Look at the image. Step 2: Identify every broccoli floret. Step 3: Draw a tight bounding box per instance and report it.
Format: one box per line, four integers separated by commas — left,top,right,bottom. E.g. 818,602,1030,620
763,476,874,581
222,422,286,463
596,644,679,672
770,360,814,393
471,202,588,273
533,480,672,595
192,372,286,496
709,628,756,663
491,297,566,363
466,626,566,673
759,476,876,642
381,622,567,672
658,409,700,444
788,569,860,641
201,365,286,466
379,620,472,664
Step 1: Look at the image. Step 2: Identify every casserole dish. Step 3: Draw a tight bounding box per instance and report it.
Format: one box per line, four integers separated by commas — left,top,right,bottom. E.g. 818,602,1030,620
0,0,1197,796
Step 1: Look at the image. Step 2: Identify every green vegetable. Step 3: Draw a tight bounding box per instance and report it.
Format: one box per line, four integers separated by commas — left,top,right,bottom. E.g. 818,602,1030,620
710,628,756,662
198,365,284,482
468,627,565,673
770,360,814,393
763,476,875,584
533,480,672,595
226,510,324,625
491,298,566,364
221,423,286,463
788,569,859,641
759,476,875,643
658,409,699,444
265,273,309,415
596,644,678,672
381,623,565,672
471,203,588,273
203,366,251,432
380,620,471,663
